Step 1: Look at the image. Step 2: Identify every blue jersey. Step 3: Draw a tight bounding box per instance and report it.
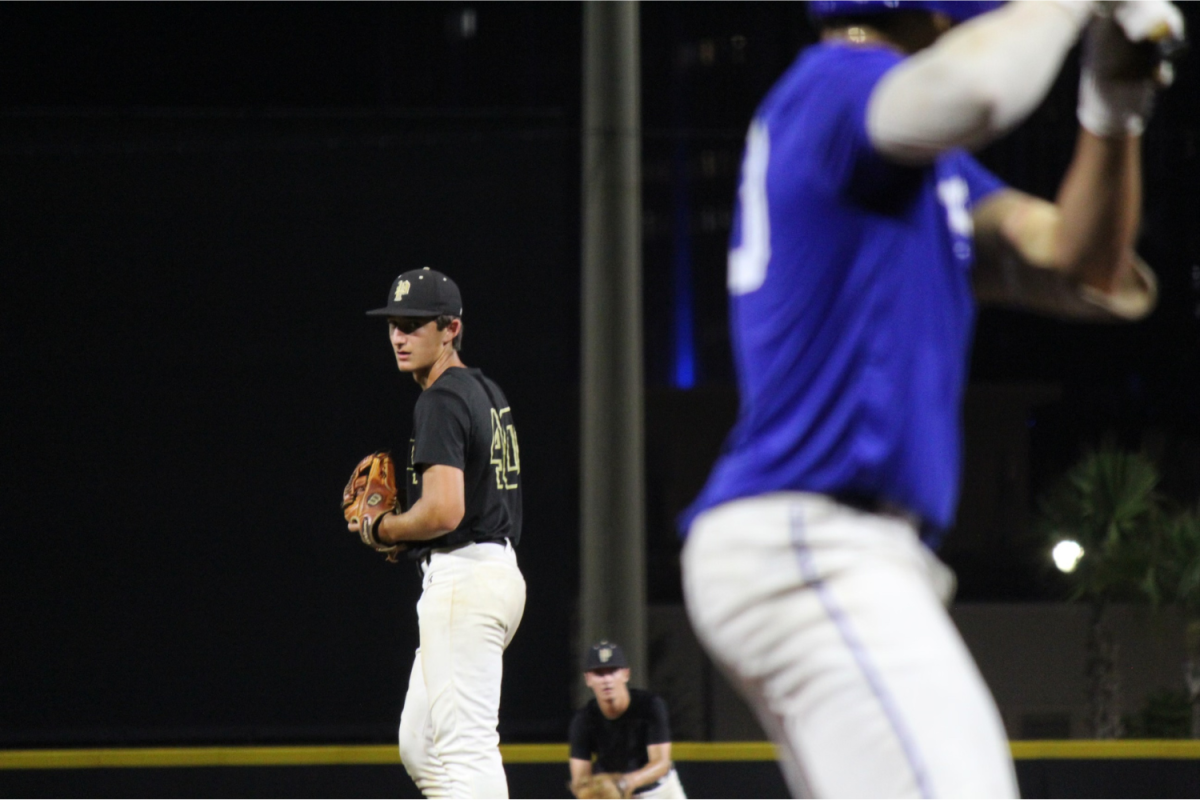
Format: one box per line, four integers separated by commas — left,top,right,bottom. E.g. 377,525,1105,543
681,43,1005,544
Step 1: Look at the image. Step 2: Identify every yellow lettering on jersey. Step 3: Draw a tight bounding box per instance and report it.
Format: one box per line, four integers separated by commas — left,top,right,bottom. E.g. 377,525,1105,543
489,407,519,490
505,424,520,476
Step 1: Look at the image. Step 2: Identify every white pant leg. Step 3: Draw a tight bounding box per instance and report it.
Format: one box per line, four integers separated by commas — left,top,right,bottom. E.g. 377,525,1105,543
398,541,527,799
682,494,1017,799
634,768,687,799
399,647,452,794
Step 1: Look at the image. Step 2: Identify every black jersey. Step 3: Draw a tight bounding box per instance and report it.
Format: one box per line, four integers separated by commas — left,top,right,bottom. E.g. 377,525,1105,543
568,689,671,774
405,366,522,560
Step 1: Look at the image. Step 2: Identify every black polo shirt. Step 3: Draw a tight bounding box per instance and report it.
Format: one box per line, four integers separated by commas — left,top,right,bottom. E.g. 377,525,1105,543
569,689,671,774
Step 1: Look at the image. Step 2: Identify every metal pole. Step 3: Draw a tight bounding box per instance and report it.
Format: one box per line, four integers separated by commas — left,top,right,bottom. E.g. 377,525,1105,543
579,0,646,687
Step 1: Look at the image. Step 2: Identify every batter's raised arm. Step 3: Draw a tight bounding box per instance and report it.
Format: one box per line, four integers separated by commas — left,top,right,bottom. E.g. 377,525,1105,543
971,3,1185,320
970,141,1157,321
866,0,1093,163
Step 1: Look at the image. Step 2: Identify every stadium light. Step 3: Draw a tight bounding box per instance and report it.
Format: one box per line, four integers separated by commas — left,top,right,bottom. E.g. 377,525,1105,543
1052,539,1084,573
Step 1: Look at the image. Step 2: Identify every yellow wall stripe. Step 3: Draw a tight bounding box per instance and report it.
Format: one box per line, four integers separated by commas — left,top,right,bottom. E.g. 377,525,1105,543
3,741,1200,770
673,742,778,761
499,743,568,763
1010,740,1200,760
0,745,399,770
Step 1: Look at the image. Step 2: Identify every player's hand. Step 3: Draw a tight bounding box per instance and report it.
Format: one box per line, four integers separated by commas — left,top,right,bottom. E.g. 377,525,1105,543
1108,1,1186,55
1096,1,1186,84
1078,1,1185,137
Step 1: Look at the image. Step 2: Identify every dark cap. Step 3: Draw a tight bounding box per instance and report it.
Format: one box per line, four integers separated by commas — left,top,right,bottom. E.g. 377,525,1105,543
366,267,463,318
584,640,628,671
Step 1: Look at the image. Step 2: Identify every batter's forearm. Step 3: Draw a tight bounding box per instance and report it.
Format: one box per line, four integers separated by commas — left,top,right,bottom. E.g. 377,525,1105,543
1053,130,1142,294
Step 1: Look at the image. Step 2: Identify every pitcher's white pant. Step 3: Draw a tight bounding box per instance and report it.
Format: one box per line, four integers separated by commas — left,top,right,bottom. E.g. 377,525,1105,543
682,494,1017,798
398,540,526,798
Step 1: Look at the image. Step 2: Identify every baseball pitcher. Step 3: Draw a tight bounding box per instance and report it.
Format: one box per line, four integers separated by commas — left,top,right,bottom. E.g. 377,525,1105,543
343,267,526,798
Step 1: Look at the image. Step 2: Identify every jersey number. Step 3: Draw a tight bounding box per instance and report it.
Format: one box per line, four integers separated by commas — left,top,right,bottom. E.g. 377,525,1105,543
490,407,520,490
937,176,973,238
728,120,771,295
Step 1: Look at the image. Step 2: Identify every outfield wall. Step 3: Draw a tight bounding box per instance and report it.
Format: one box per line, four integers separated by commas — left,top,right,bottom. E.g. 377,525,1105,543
3,742,1200,798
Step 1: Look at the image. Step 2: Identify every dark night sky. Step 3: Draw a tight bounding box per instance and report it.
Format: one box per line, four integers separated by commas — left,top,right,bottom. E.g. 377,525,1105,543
2,2,1199,747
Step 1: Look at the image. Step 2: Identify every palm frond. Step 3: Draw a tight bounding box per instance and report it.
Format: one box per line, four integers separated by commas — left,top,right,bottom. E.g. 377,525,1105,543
1035,442,1164,603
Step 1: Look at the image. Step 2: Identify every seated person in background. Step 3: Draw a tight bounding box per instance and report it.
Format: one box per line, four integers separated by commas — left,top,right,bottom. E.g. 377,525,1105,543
568,641,687,799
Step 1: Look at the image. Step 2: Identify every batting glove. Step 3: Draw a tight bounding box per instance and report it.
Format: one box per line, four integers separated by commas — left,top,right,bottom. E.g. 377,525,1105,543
1078,0,1186,137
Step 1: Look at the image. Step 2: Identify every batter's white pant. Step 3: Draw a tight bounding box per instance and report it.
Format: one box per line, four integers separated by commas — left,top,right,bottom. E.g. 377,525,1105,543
682,493,1017,798
398,540,526,798
635,767,687,799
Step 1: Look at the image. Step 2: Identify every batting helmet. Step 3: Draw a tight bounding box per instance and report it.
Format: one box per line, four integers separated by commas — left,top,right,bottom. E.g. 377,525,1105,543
809,1,1004,23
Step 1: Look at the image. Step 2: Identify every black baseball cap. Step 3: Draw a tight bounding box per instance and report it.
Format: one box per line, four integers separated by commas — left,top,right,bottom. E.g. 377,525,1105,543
584,641,628,671
366,267,463,318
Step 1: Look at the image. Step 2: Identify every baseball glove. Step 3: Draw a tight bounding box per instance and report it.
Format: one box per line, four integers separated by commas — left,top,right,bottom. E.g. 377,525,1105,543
342,451,403,562
574,773,630,799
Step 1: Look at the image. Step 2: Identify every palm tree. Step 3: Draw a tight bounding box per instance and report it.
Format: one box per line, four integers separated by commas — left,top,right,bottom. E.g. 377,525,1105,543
1155,507,1200,737
1037,442,1164,738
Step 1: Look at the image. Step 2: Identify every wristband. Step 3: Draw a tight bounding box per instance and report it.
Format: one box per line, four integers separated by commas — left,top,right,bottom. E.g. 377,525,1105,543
369,510,395,547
